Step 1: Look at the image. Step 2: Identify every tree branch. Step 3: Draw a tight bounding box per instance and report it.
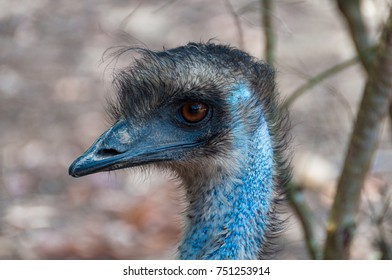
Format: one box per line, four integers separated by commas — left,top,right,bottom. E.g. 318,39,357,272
261,0,275,64
335,0,392,141
336,0,374,70
324,7,392,259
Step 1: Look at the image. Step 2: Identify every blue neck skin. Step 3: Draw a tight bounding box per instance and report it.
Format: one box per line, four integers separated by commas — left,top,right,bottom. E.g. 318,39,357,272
178,85,273,259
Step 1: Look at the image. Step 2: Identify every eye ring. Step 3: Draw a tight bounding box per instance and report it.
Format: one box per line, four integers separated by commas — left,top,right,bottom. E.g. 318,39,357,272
180,101,209,123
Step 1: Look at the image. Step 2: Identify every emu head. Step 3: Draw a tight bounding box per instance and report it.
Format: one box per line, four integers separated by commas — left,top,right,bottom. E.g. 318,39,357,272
69,43,287,198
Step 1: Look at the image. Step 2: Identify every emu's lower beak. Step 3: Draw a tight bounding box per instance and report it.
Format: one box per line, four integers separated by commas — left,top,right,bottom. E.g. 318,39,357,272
68,119,197,177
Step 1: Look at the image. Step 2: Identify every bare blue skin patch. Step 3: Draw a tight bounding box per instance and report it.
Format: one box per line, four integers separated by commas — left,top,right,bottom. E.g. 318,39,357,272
228,83,252,104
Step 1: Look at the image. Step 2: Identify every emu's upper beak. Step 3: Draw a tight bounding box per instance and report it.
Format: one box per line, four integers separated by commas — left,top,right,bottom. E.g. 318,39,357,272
68,119,198,177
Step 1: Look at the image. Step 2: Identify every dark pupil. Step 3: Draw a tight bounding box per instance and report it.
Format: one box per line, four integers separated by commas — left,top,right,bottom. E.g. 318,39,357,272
189,104,201,114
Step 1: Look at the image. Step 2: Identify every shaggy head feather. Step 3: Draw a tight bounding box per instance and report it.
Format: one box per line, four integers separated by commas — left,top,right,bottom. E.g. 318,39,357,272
69,42,291,259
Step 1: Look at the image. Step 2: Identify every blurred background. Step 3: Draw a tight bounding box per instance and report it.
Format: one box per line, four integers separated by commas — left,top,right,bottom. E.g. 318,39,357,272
0,0,391,259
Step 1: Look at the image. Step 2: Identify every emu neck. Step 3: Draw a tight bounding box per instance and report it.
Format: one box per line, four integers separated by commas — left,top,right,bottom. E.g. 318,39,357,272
178,114,273,259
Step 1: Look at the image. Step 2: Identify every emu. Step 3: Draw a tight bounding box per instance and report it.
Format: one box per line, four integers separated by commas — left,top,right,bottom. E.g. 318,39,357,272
69,43,290,259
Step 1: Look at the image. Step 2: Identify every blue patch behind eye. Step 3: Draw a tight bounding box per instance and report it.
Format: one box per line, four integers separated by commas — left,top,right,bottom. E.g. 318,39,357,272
178,82,274,259
228,83,251,105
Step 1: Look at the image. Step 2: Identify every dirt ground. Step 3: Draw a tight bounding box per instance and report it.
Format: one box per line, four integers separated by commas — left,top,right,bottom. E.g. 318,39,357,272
0,0,391,259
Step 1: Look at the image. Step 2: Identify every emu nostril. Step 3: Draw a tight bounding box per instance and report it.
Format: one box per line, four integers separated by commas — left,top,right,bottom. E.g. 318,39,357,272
98,148,123,157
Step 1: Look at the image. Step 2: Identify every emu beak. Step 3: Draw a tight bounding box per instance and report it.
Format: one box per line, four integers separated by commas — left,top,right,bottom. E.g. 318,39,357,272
68,119,197,177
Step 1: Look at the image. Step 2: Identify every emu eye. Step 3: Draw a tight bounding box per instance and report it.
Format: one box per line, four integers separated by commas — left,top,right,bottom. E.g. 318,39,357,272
180,101,208,123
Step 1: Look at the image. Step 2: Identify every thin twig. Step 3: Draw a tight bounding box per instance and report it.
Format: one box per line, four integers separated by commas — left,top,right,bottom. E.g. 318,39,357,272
261,0,275,64
286,182,322,259
377,193,392,259
323,84,355,122
118,1,143,31
390,102,392,139
324,7,392,259
365,188,392,260
282,55,360,108
153,0,181,13
224,0,245,50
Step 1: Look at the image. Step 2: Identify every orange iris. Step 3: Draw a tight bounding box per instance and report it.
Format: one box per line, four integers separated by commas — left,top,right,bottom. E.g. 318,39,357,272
180,102,208,123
